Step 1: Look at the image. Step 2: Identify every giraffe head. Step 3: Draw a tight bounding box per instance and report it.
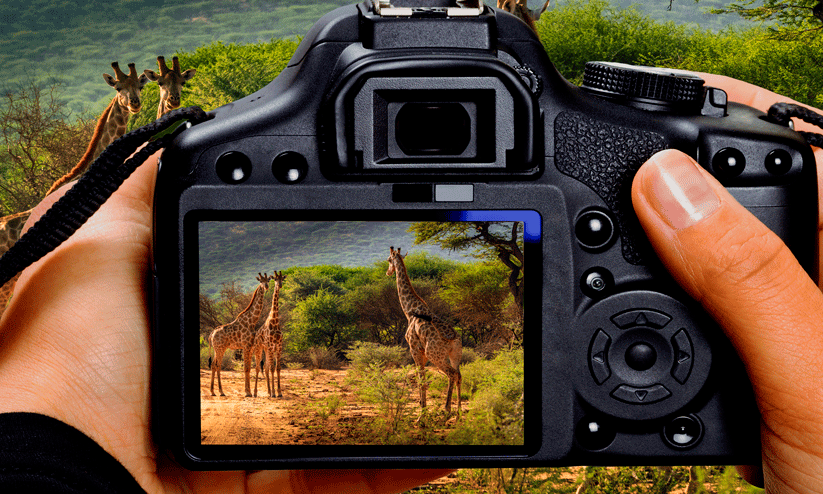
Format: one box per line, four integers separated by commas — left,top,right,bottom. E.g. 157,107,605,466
144,56,197,115
257,272,275,289
271,270,287,290
497,0,550,35
386,246,407,277
103,62,149,113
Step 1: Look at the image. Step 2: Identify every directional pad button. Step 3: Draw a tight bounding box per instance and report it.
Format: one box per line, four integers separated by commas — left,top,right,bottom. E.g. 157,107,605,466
611,309,672,329
611,384,671,404
671,329,694,384
589,329,612,385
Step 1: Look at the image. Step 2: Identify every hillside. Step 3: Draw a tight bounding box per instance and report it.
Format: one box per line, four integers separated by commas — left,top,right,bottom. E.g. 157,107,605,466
0,0,352,116
198,221,481,296
0,0,750,118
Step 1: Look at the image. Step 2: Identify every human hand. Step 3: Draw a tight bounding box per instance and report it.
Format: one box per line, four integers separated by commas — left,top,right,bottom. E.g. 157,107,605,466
632,77,823,491
0,152,453,493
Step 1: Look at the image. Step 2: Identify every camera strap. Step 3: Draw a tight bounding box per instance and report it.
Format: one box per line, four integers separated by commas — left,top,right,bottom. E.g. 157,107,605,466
0,106,212,288
768,102,823,148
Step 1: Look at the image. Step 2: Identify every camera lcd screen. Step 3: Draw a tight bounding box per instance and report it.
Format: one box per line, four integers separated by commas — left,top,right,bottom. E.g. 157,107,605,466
188,210,540,459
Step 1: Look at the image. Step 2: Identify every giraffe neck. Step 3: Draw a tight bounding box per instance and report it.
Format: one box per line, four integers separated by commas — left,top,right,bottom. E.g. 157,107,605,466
93,98,129,159
392,259,428,318
157,95,170,119
0,210,32,252
266,286,281,333
235,282,267,332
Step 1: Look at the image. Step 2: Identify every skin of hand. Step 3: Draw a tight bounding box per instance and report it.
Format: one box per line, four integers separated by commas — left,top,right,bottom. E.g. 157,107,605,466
632,76,823,491
0,154,453,493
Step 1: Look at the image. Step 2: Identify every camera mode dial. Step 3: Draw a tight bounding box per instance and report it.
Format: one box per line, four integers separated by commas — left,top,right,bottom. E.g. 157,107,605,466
581,62,705,113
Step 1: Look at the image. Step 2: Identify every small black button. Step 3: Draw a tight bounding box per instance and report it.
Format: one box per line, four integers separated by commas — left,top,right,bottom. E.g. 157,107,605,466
216,151,252,184
576,417,616,451
611,384,671,404
712,148,746,178
575,210,615,251
765,149,792,175
625,342,657,371
581,268,614,299
272,151,308,184
663,415,703,449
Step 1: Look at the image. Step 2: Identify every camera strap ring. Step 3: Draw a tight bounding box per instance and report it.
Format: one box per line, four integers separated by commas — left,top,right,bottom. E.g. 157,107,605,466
0,106,212,288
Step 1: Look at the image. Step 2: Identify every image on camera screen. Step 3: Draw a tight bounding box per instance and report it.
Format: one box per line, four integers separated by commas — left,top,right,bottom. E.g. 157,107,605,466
195,210,538,449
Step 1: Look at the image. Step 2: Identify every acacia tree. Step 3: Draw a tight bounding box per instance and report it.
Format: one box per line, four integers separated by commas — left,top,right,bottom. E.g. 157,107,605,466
0,81,95,215
696,0,823,39
410,221,524,320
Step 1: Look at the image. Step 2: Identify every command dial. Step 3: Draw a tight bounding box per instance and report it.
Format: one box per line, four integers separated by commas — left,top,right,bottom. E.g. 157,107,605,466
581,61,706,113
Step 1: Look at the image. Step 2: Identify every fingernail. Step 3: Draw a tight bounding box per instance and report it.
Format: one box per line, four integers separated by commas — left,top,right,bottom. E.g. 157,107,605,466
643,152,721,230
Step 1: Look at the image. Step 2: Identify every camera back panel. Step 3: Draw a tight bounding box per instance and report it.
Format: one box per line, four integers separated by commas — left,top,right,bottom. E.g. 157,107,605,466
152,0,815,469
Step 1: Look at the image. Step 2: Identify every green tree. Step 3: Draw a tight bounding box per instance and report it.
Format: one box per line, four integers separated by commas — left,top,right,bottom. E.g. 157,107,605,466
410,221,524,318
699,0,823,39
288,287,360,351
0,81,95,215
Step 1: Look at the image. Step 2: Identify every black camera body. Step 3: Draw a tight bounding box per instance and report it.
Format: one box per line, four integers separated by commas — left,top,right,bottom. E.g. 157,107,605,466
152,0,817,469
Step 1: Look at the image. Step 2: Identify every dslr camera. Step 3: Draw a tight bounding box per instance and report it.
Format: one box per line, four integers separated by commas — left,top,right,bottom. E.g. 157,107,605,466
152,0,817,469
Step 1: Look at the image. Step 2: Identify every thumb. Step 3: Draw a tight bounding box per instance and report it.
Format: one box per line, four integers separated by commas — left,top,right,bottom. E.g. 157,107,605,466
632,149,823,482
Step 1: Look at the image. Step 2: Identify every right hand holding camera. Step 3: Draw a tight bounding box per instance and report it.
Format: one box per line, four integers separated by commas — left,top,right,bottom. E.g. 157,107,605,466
633,74,823,490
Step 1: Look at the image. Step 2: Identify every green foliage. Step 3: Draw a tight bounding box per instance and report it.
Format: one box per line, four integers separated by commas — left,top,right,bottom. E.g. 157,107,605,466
288,287,362,351
537,0,823,107
448,348,524,445
697,0,823,39
349,362,418,444
344,341,411,371
128,38,300,129
537,0,694,84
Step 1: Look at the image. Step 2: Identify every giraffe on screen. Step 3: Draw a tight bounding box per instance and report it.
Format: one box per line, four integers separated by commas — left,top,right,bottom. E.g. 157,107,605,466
386,247,462,414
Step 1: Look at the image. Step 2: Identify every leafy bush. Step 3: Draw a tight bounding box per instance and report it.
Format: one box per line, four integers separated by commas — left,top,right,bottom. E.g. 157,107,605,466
350,363,417,444
448,348,524,445
344,341,411,372
305,345,343,370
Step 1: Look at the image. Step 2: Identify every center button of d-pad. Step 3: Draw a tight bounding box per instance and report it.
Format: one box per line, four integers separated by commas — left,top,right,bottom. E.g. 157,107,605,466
611,309,672,329
625,342,657,371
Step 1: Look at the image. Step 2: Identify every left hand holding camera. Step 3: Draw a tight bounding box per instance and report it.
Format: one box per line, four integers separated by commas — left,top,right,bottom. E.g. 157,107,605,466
0,153,453,493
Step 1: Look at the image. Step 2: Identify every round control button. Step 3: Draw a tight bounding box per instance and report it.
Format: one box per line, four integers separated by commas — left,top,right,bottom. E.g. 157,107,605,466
575,417,616,451
765,149,792,175
581,268,614,299
575,210,615,251
625,342,657,371
663,415,703,449
272,151,309,184
216,151,252,184
712,148,745,178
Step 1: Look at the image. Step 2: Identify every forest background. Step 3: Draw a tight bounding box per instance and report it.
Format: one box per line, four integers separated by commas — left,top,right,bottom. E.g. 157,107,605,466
2,0,821,492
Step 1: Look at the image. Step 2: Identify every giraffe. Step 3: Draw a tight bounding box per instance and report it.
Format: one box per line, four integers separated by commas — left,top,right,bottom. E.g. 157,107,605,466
143,56,196,119
45,61,150,196
497,0,551,34
0,62,149,318
208,272,275,397
253,271,287,398
386,246,462,414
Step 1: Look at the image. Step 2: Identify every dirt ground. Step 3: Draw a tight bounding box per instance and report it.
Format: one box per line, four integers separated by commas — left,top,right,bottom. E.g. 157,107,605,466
200,367,462,445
